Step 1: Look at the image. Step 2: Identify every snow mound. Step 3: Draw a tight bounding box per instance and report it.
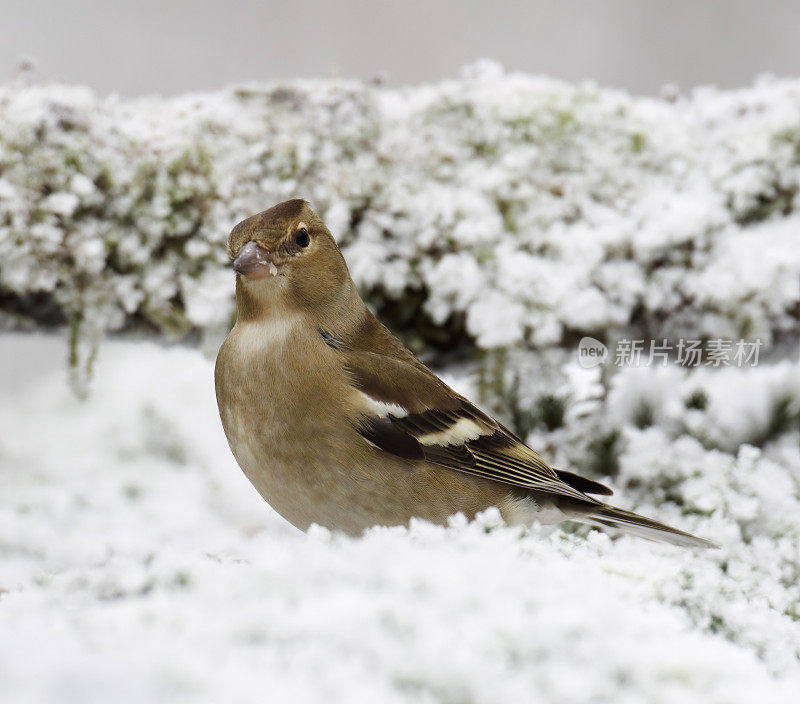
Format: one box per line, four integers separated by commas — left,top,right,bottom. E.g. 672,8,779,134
1,337,798,702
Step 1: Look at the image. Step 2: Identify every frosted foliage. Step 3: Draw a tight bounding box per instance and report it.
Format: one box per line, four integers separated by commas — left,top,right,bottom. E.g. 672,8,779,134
2,65,800,700
1,64,799,384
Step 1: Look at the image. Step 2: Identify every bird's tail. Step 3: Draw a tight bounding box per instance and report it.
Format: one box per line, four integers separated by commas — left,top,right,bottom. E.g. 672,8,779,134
571,503,717,549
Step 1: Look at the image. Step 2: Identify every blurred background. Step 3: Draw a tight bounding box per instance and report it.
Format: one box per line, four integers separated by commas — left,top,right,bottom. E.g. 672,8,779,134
4,0,800,95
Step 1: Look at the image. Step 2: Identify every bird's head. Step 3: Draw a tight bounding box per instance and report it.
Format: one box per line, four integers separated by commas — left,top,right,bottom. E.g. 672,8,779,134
227,199,356,322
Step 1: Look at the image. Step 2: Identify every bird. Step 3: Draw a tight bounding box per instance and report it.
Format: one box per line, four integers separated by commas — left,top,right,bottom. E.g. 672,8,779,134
214,199,715,549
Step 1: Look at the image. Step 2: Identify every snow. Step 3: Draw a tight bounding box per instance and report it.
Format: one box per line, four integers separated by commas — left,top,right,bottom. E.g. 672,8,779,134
1,334,799,703
1,64,800,701
1,66,799,392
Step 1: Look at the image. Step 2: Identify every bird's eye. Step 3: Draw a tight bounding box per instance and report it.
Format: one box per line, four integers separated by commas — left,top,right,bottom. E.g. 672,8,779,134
295,228,310,248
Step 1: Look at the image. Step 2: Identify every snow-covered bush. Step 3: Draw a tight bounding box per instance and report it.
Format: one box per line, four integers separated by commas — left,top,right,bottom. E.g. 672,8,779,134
2,63,800,702
1,62,799,392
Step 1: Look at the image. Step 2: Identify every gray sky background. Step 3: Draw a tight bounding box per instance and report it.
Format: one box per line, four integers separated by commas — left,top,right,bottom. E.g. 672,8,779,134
3,0,800,96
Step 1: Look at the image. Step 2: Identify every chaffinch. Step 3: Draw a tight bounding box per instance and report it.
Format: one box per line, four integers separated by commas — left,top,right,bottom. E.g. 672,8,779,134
215,199,715,548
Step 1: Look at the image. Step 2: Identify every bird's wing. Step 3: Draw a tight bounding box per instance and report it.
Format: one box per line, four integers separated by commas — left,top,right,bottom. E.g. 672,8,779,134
322,330,608,502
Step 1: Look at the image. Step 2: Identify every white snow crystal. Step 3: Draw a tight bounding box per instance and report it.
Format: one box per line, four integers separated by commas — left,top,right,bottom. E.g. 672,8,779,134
467,291,525,348
41,191,80,217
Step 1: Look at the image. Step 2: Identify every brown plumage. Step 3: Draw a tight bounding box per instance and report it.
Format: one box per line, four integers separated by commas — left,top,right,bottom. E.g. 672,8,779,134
214,199,716,548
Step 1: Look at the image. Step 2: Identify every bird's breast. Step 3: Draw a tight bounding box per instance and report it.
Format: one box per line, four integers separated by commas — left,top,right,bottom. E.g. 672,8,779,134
216,315,335,460
214,315,366,527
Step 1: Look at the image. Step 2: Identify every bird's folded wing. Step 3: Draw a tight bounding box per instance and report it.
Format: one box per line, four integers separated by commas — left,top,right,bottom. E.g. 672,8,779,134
327,338,604,502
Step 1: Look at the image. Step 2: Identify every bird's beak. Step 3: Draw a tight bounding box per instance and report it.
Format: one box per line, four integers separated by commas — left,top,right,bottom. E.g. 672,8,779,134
233,241,278,279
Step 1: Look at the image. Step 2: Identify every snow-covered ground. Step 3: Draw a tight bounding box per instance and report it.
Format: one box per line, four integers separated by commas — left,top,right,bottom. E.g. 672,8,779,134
2,333,799,703
2,65,799,701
